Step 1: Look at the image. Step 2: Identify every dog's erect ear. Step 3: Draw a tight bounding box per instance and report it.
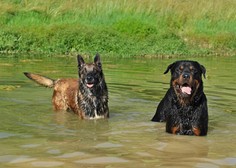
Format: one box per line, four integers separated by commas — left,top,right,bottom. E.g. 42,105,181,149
200,64,206,79
77,54,85,71
164,62,175,74
77,54,85,67
94,53,102,69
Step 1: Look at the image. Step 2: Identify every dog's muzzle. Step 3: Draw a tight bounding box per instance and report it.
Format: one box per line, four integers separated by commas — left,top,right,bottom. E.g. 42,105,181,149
85,76,95,88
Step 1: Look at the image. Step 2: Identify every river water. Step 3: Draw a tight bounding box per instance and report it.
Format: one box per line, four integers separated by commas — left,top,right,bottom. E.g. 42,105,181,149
0,55,236,167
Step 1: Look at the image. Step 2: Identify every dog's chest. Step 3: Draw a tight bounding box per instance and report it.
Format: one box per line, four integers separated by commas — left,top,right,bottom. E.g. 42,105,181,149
79,96,106,118
178,106,194,118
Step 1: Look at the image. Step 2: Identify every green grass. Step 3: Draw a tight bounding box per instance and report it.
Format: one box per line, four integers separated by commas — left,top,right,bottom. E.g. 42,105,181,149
0,0,236,57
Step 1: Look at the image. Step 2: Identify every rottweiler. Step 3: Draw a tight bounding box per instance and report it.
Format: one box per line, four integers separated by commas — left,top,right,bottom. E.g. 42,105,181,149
151,60,208,136
24,54,109,119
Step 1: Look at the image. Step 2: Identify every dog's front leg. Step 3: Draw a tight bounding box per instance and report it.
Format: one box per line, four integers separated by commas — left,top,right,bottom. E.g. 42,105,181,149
192,126,201,136
166,114,181,135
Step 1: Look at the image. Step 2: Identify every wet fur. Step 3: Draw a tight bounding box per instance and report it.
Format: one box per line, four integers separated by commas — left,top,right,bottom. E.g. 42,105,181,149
24,54,109,119
151,60,208,136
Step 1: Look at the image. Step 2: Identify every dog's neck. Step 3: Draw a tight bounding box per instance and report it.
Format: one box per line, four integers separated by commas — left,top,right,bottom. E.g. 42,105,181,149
78,80,108,118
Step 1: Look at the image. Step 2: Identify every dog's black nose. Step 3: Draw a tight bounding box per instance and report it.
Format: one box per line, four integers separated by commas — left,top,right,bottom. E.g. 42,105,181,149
86,76,94,83
183,73,190,79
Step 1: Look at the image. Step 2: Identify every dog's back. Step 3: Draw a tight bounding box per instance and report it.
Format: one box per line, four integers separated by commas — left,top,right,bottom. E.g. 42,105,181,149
24,72,79,112
52,78,79,112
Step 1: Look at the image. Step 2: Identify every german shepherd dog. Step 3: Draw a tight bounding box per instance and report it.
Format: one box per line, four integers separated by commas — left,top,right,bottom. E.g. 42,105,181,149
151,60,208,136
24,54,109,119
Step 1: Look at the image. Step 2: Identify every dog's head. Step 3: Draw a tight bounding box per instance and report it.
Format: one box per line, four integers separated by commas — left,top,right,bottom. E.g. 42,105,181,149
164,60,206,105
77,54,105,95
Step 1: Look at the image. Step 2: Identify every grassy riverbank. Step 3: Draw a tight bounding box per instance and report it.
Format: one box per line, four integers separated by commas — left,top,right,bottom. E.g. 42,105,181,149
0,0,236,57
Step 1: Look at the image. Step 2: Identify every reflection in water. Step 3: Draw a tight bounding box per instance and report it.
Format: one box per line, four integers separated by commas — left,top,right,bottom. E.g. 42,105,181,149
0,55,236,167
75,157,129,164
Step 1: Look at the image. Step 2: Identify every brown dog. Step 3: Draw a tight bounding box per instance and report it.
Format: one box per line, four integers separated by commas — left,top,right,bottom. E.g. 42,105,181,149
24,54,109,119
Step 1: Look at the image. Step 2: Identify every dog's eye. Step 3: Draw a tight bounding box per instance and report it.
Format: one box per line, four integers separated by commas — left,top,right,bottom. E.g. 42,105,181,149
176,66,183,73
189,66,197,73
192,69,198,74
83,68,87,73
190,68,198,74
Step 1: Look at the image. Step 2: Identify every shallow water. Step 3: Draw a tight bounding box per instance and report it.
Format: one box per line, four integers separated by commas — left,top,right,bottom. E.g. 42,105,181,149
0,55,236,168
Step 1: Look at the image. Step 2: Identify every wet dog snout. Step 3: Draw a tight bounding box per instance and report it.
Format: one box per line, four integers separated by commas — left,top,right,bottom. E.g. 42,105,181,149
86,76,94,83
183,73,190,79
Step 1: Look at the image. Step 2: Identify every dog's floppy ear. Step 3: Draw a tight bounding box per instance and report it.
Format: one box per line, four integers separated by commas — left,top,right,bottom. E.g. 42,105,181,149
200,64,206,79
94,53,102,69
164,62,175,74
77,54,85,72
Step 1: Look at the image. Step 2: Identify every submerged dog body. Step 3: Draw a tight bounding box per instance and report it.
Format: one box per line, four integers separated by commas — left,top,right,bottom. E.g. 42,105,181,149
24,54,109,119
151,60,208,136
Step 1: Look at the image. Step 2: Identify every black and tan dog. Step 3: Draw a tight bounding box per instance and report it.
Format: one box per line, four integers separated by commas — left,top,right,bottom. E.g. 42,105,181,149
151,60,208,136
24,54,109,119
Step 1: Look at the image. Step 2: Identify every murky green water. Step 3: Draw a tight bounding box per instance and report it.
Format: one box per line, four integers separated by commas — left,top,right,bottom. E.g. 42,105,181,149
1,54,236,167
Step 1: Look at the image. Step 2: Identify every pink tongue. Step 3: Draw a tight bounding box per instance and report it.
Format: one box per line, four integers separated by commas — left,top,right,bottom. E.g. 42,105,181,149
86,84,94,88
181,86,192,95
